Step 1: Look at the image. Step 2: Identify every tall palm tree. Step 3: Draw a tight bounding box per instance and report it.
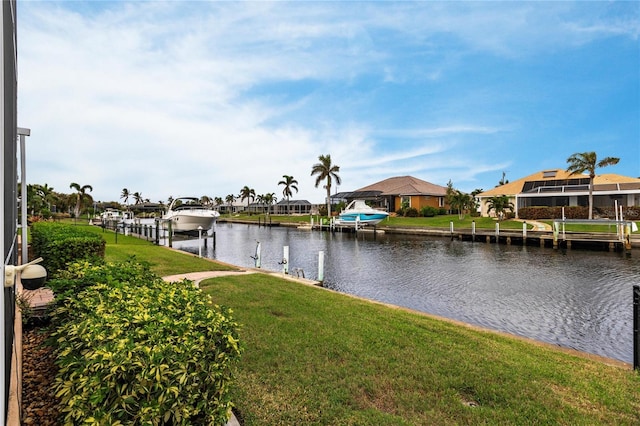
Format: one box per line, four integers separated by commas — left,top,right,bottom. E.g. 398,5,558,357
70,182,93,218
239,186,255,211
278,175,299,215
311,154,341,217
566,151,620,220
120,188,130,205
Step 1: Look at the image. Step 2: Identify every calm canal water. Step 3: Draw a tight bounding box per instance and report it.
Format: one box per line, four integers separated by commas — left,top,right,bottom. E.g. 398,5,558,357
173,222,640,363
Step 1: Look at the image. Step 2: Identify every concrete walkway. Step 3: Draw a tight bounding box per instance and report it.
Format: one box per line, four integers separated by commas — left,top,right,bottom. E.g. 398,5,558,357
162,269,257,286
513,218,553,231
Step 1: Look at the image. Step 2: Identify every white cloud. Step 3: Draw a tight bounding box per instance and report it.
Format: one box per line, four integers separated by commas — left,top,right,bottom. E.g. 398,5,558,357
17,1,638,204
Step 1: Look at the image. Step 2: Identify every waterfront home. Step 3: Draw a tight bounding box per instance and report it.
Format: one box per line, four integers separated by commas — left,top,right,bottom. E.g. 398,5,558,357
332,175,449,213
477,169,640,218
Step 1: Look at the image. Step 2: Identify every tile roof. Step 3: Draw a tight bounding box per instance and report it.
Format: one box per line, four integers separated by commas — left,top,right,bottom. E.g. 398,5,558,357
356,176,448,196
478,169,640,197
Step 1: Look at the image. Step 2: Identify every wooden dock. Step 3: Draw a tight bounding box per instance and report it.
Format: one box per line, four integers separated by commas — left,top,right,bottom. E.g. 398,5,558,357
304,223,636,253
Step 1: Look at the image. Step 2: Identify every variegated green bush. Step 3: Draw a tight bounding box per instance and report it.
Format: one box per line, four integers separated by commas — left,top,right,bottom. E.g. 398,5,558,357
49,262,242,425
30,222,106,276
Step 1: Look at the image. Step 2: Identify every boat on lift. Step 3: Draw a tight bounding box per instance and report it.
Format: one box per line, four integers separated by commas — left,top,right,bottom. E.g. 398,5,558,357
163,197,220,234
334,200,389,227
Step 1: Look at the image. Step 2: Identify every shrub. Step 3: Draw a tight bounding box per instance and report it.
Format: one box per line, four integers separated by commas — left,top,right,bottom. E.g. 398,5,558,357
518,206,588,220
49,261,242,425
30,222,105,277
420,206,438,217
404,207,419,217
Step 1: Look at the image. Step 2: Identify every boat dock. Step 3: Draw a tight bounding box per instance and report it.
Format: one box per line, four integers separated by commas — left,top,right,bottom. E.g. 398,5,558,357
305,219,637,253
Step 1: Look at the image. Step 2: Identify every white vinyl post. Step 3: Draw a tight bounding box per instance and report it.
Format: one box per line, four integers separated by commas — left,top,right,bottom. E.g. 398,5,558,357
318,251,324,283
18,128,30,264
282,246,289,274
254,241,261,268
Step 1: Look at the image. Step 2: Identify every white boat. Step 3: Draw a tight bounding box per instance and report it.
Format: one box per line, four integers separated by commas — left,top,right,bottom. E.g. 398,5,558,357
98,208,132,223
163,197,220,233
334,200,389,227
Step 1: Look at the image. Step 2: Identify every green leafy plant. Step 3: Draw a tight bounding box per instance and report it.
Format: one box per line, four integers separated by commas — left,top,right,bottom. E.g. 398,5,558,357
30,222,105,276
49,261,242,425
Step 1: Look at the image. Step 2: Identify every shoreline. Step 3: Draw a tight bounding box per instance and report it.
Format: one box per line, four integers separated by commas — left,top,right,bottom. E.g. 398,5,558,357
218,217,640,250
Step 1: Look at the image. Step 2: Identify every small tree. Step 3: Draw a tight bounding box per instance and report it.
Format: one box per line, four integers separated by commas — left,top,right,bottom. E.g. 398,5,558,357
486,195,514,221
70,182,93,218
449,190,473,220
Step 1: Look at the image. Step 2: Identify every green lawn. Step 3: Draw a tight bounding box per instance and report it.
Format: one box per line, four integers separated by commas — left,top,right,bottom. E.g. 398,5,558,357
56,219,640,424
202,274,640,425
66,221,238,276
221,213,530,230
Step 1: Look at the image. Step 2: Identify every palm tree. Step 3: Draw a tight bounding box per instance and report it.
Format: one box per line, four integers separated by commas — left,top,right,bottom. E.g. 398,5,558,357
497,171,509,187
70,182,93,218
278,175,299,215
225,194,236,215
133,192,143,205
486,195,514,221
311,154,341,217
449,190,473,220
120,188,130,205
38,183,55,212
256,194,265,213
566,151,620,220
263,192,277,215
239,186,255,212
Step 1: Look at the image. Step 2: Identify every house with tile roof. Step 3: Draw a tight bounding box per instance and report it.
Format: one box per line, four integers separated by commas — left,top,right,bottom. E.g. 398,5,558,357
332,176,449,213
477,169,640,218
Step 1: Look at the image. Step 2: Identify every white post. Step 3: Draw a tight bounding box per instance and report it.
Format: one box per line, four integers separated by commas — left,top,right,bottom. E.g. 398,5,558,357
197,226,203,258
318,251,324,283
283,245,289,274
495,222,500,237
522,221,527,238
450,221,454,235
255,241,261,268
471,220,476,237
18,128,30,264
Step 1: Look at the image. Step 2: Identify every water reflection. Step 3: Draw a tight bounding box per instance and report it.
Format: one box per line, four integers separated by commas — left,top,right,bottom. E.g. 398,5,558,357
174,223,640,363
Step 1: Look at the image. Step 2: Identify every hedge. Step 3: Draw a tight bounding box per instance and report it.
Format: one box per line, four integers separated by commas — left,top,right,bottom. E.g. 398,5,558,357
519,206,640,221
49,260,242,425
30,222,105,276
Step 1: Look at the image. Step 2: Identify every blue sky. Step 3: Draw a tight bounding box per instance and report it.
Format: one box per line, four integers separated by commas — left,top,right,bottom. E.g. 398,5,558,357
17,1,639,205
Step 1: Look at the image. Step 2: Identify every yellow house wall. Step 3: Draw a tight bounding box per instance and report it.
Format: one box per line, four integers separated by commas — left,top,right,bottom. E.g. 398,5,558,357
394,196,447,212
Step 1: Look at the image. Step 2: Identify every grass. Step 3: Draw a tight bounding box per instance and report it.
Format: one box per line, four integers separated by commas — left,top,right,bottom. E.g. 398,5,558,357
201,274,640,425
222,213,530,229
62,221,238,276
53,219,640,424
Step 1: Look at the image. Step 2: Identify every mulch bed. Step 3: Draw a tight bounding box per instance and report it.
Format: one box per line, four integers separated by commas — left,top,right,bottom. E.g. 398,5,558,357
21,321,60,425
